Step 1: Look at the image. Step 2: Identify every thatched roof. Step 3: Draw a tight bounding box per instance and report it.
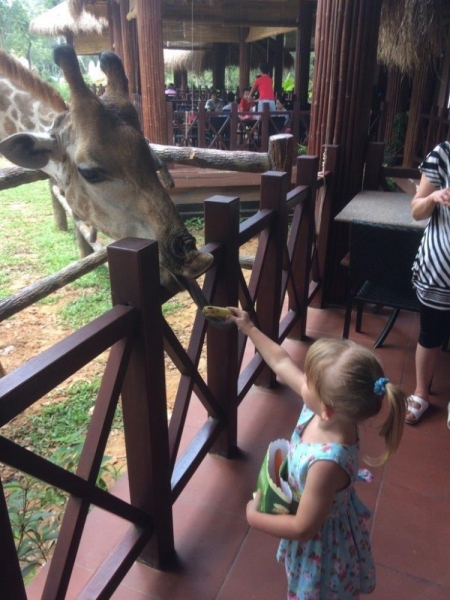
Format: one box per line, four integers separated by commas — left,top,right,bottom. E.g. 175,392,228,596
378,0,450,73
164,41,294,75
70,0,300,28
30,0,109,37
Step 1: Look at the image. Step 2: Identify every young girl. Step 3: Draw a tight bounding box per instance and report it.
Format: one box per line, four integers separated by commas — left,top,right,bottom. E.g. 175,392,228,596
227,307,406,600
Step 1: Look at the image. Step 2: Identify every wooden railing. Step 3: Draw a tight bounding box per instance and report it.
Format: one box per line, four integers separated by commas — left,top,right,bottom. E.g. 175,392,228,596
166,101,310,153
363,142,420,191
0,156,336,599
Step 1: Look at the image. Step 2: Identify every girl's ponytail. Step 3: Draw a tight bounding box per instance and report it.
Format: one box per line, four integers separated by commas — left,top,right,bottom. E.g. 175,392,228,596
368,382,406,465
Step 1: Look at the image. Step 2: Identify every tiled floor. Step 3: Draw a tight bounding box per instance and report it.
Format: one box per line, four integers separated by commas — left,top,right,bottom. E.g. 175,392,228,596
27,305,450,599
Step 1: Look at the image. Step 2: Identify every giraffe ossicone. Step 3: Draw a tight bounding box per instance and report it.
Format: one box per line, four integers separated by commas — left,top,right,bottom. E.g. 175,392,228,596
0,45,213,297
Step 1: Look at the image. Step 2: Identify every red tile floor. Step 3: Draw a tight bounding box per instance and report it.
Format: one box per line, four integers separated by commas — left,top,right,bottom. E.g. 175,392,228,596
27,305,450,599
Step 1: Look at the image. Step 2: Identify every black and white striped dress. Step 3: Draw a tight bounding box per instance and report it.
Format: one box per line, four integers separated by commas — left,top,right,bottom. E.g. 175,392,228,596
412,142,450,310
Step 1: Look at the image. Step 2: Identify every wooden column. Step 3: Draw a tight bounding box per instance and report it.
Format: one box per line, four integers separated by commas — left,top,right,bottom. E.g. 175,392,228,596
239,28,250,95
119,0,139,96
437,46,450,109
179,69,188,91
109,0,123,60
295,1,314,108
274,34,284,95
383,67,410,155
403,60,435,167
135,0,167,143
309,0,383,304
212,43,227,92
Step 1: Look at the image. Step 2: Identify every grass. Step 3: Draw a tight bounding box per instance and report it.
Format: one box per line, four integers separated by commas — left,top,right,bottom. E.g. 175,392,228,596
4,379,124,581
0,180,111,328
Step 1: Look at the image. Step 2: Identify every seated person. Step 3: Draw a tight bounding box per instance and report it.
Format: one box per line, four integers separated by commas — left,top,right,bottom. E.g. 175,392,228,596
238,88,255,118
276,96,290,127
222,92,236,111
276,96,288,113
165,83,177,98
205,90,223,111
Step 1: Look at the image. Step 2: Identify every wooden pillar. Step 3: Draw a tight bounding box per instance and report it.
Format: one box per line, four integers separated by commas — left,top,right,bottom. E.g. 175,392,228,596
295,1,314,108
274,34,284,95
383,67,410,155
309,0,383,305
119,1,139,96
109,0,123,60
135,0,167,144
403,60,434,167
212,43,227,91
179,69,188,91
239,28,250,95
437,46,450,109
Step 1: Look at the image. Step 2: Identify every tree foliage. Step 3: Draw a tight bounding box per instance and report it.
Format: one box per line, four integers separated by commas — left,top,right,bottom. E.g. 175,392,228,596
0,0,61,80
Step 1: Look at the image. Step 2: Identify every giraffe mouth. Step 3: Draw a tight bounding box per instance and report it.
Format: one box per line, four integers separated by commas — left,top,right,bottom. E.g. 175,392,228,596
162,231,213,279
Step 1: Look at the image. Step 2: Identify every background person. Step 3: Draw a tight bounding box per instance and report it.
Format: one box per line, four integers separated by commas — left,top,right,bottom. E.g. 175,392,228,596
205,90,223,111
238,87,254,115
222,91,236,111
406,141,450,425
249,62,276,112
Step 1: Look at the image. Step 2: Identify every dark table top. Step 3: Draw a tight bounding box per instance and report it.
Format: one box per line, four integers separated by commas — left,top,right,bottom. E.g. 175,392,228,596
335,190,428,230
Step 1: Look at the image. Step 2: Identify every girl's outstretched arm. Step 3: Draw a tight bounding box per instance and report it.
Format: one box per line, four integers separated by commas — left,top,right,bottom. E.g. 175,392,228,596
227,307,304,394
246,460,349,543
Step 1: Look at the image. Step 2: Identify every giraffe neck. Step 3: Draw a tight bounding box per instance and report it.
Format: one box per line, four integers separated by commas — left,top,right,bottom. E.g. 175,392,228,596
0,78,60,140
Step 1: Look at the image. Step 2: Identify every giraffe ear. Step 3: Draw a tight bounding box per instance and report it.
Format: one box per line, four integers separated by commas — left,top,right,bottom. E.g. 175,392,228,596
0,132,62,169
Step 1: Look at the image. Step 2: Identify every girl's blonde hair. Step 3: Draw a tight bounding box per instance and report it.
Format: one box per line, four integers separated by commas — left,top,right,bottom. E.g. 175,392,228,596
304,338,406,465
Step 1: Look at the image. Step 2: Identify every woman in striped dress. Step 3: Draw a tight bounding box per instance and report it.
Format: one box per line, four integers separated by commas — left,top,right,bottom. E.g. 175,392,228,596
407,142,450,424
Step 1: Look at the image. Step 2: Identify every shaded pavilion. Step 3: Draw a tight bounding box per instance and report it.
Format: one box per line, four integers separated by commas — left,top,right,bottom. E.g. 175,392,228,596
37,0,450,305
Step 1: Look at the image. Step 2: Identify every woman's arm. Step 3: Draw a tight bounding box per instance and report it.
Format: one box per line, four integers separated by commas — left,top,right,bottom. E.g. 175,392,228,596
411,173,450,220
246,461,349,542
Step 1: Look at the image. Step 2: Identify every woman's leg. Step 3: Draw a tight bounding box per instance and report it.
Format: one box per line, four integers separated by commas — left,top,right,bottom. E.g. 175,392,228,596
406,303,450,423
405,343,440,423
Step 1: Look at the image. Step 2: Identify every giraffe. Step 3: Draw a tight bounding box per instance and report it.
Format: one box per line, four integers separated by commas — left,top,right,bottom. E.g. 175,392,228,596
0,45,213,293
0,46,221,376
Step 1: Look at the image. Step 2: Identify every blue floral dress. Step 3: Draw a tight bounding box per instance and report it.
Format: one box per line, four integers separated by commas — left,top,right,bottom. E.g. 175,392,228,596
276,406,376,600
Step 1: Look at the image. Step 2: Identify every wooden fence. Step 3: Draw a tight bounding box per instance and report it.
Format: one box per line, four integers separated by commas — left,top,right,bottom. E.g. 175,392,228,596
0,155,337,599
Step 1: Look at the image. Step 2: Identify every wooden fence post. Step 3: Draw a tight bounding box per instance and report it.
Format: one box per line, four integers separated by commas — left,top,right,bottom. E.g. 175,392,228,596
288,154,319,340
313,144,340,308
107,238,174,569
256,171,289,386
363,142,385,190
204,196,240,457
0,483,27,599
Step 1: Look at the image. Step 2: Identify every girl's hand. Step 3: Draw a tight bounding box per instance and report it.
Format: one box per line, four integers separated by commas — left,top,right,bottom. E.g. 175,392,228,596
246,490,262,525
226,307,254,335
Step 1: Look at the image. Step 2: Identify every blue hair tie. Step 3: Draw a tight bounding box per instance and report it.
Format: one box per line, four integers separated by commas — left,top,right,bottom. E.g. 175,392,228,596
374,377,389,396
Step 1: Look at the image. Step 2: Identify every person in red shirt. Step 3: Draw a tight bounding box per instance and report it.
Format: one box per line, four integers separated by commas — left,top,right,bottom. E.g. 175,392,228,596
249,63,275,113
238,88,254,113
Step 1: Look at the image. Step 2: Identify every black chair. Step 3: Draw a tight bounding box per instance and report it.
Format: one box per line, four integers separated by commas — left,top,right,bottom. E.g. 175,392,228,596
268,115,288,137
343,220,423,348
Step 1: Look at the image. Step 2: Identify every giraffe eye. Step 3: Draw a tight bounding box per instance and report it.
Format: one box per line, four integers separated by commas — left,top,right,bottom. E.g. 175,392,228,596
78,167,105,183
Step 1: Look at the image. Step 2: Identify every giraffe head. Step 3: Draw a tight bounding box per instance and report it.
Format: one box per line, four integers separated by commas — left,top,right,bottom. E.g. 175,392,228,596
0,46,213,292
